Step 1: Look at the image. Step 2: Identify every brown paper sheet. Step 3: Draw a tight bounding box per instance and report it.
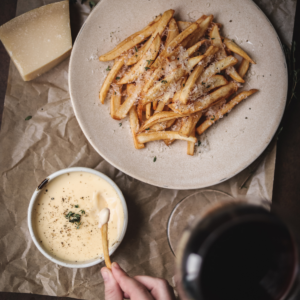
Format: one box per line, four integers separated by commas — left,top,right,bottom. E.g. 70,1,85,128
0,0,296,298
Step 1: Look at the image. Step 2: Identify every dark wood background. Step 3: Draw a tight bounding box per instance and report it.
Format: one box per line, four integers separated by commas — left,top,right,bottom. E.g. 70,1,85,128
0,0,300,299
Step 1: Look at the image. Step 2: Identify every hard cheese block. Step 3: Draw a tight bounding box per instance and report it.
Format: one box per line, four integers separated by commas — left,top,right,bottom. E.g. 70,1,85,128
0,1,72,81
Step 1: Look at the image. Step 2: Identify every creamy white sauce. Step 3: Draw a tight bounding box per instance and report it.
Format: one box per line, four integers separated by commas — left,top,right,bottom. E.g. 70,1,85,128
32,172,124,262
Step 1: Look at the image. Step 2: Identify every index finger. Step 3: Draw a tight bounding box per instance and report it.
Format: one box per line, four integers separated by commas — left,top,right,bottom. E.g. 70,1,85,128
134,276,176,300
111,263,154,300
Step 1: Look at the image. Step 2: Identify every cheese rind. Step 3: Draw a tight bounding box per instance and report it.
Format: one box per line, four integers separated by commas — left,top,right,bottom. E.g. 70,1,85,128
0,1,72,81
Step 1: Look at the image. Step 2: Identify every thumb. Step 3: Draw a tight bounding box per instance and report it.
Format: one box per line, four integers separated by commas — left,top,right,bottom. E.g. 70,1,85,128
101,267,123,300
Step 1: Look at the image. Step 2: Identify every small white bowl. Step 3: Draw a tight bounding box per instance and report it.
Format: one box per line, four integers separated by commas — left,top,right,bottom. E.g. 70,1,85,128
27,167,128,268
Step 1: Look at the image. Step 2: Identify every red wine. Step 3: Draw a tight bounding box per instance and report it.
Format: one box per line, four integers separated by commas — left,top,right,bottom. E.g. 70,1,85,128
180,203,298,300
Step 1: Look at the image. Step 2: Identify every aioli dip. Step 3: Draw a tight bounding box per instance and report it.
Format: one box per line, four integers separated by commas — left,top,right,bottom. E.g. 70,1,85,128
32,171,124,262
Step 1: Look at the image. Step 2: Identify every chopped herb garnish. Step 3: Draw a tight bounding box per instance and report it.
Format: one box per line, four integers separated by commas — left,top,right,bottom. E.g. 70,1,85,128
211,38,215,40
211,115,215,121
146,59,153,65
202,82,205,85
135,46,138,52
153,156,157,162
232,39,235,43
135,54,138,57
25,116,32,121
114,92,116,95
116,77,120,80
183,84,185,87
146,128,150,130
65,208,85,229
161,80,168,84
106,66,111,71
206,85,211,88
197,140,201,146
70,213,81,223
65,211,74,219
75,205,79,208
145,67,150,71
89,1,96,8
119,123,122,126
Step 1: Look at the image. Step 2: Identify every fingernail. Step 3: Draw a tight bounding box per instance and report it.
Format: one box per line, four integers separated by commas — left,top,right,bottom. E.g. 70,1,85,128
112,262,120,269
101,268,110,282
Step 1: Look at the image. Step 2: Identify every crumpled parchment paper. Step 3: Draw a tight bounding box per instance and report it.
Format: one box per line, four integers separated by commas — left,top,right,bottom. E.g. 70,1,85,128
0,0,296,298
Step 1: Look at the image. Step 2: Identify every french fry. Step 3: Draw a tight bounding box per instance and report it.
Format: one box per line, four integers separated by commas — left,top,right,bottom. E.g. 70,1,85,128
179,46,219,104
142,68,185,105
187,55,206,70
137,131,197,144
179,63,206,104
238,58,250,78
172,77,187,103
179,111,202,137
99,16,161,62
99,57,125,104
226,67,245,83
197,56,238,85
152,23,200,69
138,111,189,132
129,105,145,149
210,24,225,54
163,23,198,57
186,15,214,48
143,54,206,105
146,103,151,119
126,9,174,65
195,15,208,25
137,101,143,123
177,21,192,32
118,34,160,84
165,18,179,47
202,75,228,94
223,38,256,64
168,39,207,65
142,67,162,93
187,127,196,156
114,83,143,120
210,24,244,83
186,40,207,57
164,118,182,145
196,89,258,135
169,82,238,114
127,83,136,96
150,119,176,131
155,101,165,114
111,85,122,119
101,223,112,269
152,100,158,110
155,91,172,113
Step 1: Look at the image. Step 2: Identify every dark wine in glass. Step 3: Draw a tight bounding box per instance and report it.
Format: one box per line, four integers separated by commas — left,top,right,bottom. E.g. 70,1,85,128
177,201,298,300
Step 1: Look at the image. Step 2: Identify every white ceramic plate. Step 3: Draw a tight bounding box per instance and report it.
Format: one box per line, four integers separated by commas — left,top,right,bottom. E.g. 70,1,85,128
69,0,287,189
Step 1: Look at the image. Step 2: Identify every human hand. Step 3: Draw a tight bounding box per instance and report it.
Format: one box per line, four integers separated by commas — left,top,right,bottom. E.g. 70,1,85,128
101,262,176,300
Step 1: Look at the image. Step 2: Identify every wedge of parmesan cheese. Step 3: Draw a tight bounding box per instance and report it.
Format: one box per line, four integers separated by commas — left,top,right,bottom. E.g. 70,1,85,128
0,1,72,81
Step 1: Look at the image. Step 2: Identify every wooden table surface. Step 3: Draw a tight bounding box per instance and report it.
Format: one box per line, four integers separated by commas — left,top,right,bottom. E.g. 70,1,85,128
0,0,300,299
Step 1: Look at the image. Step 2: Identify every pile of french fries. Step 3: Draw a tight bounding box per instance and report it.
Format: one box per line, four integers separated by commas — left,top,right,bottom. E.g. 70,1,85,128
99,9,258,156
